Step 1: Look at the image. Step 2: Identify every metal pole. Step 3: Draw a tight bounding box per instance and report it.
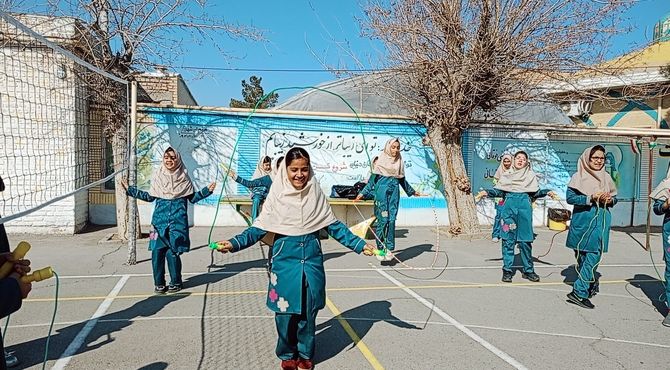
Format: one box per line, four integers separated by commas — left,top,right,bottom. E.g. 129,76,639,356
127,81,138,264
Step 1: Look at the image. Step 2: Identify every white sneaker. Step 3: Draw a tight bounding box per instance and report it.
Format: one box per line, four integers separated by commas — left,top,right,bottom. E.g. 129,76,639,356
376,252,385,261
384,251,394,261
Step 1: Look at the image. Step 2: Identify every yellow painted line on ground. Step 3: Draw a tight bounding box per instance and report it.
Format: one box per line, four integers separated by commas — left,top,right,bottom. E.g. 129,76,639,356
325,297,384,370
23,279,658,303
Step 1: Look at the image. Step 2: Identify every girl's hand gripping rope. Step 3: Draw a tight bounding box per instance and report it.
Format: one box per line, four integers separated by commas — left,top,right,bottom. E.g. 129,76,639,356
362,244,376,256
207,182,217,193
548,191,559,200
210,240,234,253
475,190,487,202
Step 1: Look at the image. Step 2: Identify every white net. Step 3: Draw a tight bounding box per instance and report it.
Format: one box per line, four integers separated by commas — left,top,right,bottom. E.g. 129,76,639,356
0,11,128,233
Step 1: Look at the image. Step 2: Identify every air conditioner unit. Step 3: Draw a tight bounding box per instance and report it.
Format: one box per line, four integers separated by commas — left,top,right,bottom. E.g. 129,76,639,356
561,100,592,117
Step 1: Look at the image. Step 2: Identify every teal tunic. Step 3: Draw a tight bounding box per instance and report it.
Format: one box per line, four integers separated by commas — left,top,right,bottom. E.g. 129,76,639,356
360,174,416,250
565,187,617,253
127,185,212,253
229,221,366,314
485,189,550,242
652,199,670,308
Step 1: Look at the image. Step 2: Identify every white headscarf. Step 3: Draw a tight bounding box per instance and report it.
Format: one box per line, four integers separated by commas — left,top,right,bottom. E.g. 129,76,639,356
372,138,404,179
493,154,513,181
567,146,618,197
149,147,195,199
252,156,272,179
494,154,540,193
253,150,337,237
651,164,670,200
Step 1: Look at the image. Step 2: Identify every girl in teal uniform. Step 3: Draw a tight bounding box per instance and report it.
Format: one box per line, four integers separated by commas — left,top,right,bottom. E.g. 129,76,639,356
650,164,670,325
228,156,273,221
564,145,617,309
355,138,426,261
478,151,556,283
215,147,375,370
123,147,216,294
492,154,513,242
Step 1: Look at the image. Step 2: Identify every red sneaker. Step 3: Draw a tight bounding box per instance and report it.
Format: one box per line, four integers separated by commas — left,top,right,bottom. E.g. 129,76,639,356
297,358,313,370
280,359,298,370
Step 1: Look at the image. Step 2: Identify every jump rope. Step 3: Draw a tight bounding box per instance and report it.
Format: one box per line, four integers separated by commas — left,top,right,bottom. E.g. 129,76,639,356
199,86,448,281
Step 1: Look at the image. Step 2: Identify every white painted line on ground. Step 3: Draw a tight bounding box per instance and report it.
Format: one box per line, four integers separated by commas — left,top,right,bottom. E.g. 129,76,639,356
51,274,130,370
54,263,662,279
465,323,670,349
12,314,669,350
371,264,528,370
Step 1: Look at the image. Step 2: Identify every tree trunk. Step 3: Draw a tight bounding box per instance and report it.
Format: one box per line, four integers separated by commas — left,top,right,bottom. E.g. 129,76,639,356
111,128,141,245
427,124,481,235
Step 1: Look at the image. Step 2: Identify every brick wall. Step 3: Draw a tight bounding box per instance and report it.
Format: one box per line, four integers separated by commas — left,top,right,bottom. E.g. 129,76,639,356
0,47,88,234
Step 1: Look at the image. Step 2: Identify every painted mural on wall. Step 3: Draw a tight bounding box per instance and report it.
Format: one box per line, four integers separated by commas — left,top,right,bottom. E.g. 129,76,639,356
259,129,442,199
469,131,636,200
136,122,238,205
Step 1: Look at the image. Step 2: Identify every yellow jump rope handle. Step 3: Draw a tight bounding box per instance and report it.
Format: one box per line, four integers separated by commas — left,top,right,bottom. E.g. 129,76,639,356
0,241,31,279
20,266,54,283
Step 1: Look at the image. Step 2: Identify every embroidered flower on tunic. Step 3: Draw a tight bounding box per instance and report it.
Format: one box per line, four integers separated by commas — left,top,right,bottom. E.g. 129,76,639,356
149,231,158,240
502,224,510,232
269,288,278,303
270,272,278,286
277,297,290,312
509,223,517,231
498,200,504,206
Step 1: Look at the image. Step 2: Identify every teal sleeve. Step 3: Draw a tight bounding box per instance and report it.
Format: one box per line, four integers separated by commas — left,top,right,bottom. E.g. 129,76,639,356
485,188,505,198
610,195,618,207
229,226,267,252
534,189,551,198
326,221,366,254
360,175,376,198
189,186,212,203
399,177,416,196
654,199,667,215
566,187,589,206
127,186,156,202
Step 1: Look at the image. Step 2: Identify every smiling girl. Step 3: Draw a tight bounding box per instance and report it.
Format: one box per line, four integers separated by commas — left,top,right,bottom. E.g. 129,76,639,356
123,147,216,294
478,151,556,283
214,147,375,370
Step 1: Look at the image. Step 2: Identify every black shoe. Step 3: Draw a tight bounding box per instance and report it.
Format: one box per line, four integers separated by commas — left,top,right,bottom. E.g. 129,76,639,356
567,292,595,309
154,285,167,294
167,284,182,293
501,270,513,283
522,272,540,282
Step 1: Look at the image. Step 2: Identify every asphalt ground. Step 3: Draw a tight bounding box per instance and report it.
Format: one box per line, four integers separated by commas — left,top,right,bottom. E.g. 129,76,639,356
2,225,670,370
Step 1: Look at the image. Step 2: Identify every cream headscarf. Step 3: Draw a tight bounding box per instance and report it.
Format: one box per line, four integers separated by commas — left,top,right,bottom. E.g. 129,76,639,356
494,154,540,193
650,164,670,200
252,156,272,179
493,154,513,181
253,150,337,237
372,138,404,178
567,146,618,197
149,147,195,199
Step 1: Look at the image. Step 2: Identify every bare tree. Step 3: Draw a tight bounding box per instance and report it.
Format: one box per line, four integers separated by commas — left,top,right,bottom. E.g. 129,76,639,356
26,0,263,261
362,0,634,235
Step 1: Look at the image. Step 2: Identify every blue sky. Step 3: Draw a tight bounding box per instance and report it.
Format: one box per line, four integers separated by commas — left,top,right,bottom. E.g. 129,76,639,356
13,1,670,106
179,0,670,106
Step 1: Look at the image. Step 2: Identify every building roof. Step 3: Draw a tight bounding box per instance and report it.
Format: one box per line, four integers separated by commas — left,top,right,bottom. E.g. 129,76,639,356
274,74,572,126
